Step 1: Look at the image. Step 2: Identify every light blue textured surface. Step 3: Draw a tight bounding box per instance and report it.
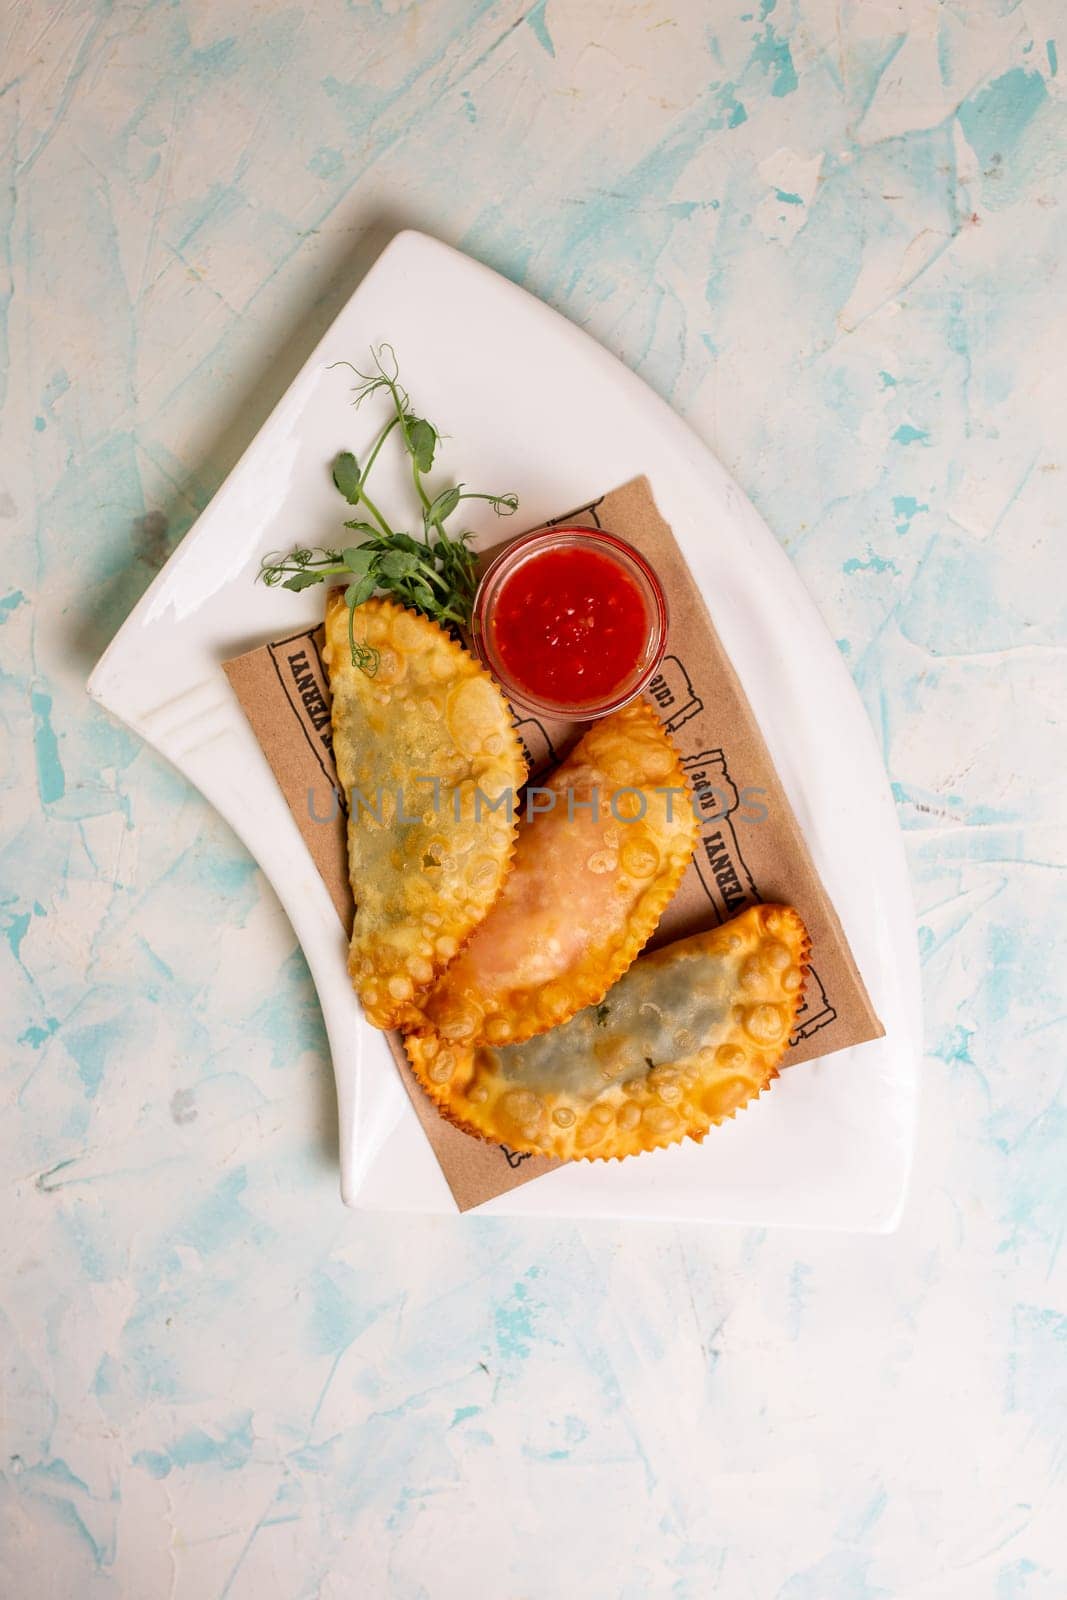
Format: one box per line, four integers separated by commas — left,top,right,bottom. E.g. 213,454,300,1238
2,2,1065,1596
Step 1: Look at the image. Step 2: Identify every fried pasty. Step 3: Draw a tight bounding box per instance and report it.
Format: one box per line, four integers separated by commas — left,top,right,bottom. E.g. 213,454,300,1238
323,593,526,1030
418,699,698,1048
406,904,809,1160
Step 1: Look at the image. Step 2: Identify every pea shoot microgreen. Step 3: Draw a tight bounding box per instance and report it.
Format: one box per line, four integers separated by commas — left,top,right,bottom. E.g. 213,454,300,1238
259,345,518,671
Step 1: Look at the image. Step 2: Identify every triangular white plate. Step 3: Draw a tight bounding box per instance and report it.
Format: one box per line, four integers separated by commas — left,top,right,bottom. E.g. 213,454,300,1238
88,231,920,1229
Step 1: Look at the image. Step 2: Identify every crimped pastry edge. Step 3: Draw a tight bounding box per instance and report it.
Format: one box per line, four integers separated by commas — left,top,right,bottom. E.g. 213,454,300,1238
423,695,701,1048
325,591,527,1031
405,904,812,1161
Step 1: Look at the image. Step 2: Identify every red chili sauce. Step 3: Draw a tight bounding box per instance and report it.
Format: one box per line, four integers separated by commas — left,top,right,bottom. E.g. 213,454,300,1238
488,546,650,705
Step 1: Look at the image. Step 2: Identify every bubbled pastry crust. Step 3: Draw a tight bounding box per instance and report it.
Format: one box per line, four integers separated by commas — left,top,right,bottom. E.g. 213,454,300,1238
323,592,526,1031
405,904,811,1161
419,698,699,1048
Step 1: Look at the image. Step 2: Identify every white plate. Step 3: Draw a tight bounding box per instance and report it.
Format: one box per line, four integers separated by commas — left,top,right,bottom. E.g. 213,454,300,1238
88,231,920,1230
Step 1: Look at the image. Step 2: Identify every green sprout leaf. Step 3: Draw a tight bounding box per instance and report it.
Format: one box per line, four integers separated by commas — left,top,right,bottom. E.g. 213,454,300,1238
384,531,424,556
341,546,374,575
281,570,326,592
426,485,461,526
376,549,421,584
407,418,437,474
332,451,362,504
259,346,520,671
346,574,377,609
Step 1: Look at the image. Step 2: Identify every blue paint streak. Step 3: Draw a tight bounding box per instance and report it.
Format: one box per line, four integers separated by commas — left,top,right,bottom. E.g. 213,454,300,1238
526,0,555,58
310,1264,373,1355
31,687,65,803
997,1559,1043,1600
64,1019,123,1098
727,94,748,128
892,494,928,533
751,23,798,97
251,947,328,1069
39,1458,91,1494
854,1487,888,1538
893,424,929,446
308,147,344,179
92,1354,120,1398
450,1405,482,1426
190,37,240,76
43,1497,110,1568
133,1449,172,1479
5,908,31,961
19,1016,59,1048
958,68,1048,168
1047,40,1058,77
178,1166,272,1257
134,1413,254,1479
843,550,900,576
0,587,25,622
779,1550,890,1599
495,1280,536,1362
855,32,907,122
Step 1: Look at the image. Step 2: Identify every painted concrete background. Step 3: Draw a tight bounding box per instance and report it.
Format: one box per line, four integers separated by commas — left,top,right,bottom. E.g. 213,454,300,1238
2,1,1065,1596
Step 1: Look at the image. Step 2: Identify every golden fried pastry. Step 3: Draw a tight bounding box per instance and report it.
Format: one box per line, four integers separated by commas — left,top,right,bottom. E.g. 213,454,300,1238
406,905,809,1160
323,593,526,1030
418,698,698,1048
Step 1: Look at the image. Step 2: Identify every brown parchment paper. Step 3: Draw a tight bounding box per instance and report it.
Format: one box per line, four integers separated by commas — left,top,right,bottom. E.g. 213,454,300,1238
223,476,883,1211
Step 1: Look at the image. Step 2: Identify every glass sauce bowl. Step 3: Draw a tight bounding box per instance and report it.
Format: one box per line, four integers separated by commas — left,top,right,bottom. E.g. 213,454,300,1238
471,526,668,720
